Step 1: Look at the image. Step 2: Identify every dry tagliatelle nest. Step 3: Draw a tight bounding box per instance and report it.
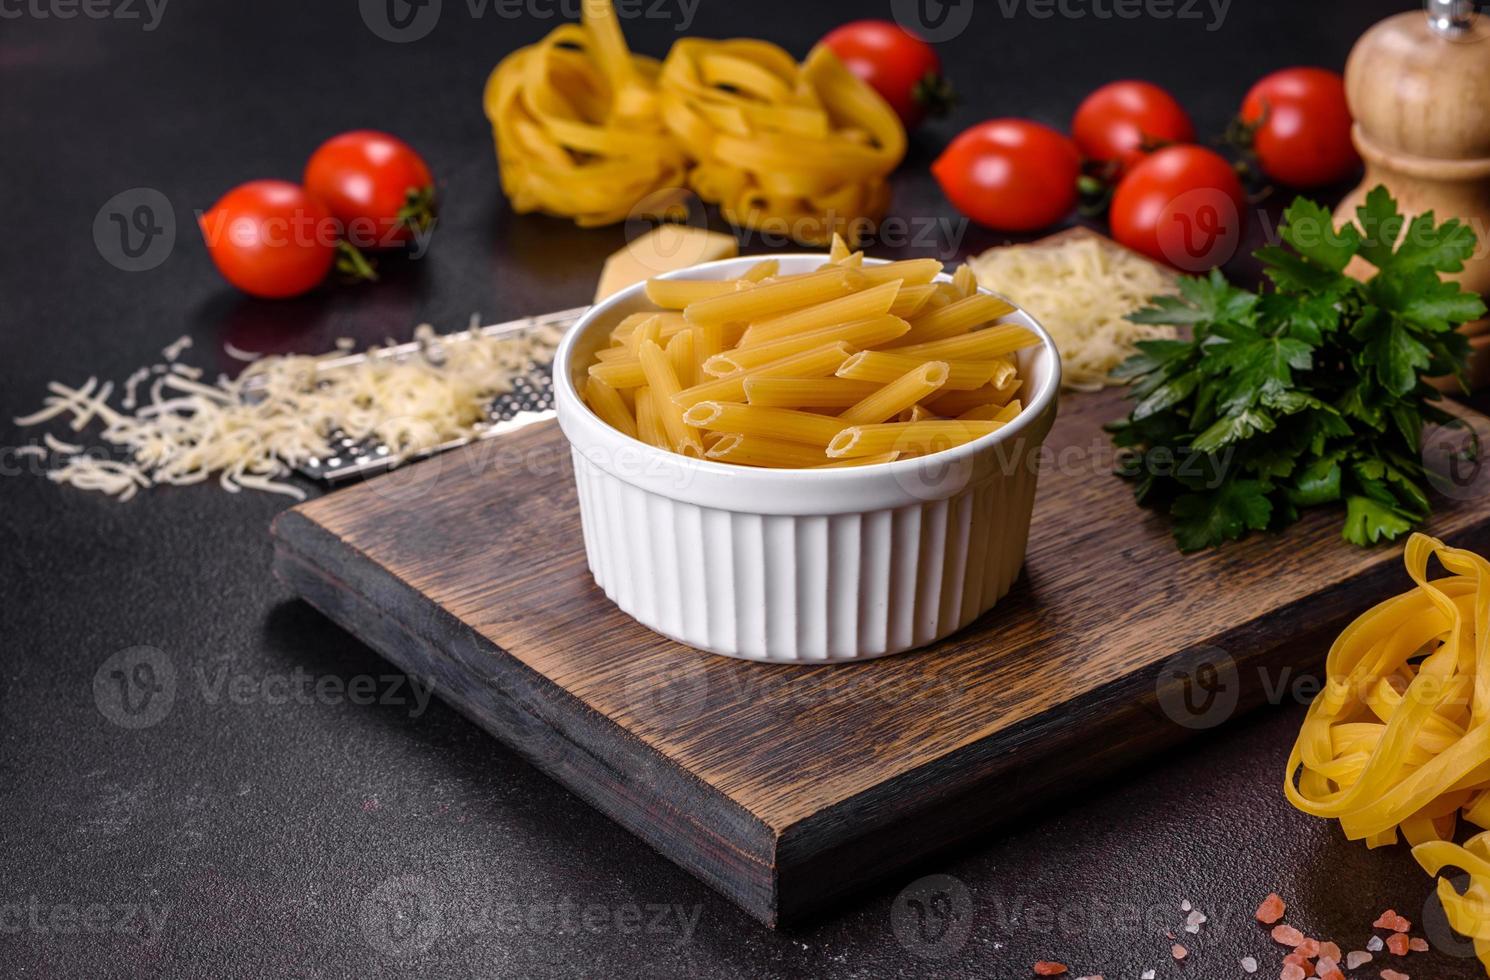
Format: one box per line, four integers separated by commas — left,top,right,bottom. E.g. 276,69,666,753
1287,533,1490,976
13,321,562,502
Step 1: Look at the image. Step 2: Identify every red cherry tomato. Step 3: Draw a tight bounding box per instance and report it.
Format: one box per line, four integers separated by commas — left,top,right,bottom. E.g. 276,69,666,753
932,119,1079,232
199,181,337,299
1072,80,1194,171
304,130,435,249
818,20,951,128
1240,67,1358,188
1109,145,1247,271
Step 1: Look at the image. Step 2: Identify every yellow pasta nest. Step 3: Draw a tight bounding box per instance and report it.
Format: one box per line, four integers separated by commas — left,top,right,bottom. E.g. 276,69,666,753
657,39,905,246
482,0,687,226
1286,533,1490,972
483,0,906,243
580,241,1040,468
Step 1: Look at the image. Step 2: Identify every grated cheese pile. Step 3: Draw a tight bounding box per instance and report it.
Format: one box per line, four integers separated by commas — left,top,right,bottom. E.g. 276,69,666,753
14,322,562,502
968,234,1180,391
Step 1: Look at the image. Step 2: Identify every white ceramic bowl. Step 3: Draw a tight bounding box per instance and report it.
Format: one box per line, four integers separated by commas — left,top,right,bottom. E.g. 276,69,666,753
554,254,1061,663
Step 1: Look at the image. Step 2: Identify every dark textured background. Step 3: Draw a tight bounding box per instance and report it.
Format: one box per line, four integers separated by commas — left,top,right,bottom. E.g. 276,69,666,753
4,0,1488,977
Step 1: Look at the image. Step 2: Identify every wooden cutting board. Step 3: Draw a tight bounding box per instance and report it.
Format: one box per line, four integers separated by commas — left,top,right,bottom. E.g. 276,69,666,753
271,233,1490,927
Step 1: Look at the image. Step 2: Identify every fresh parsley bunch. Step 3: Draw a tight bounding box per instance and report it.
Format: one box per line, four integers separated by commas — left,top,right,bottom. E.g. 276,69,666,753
1108,187,1485,552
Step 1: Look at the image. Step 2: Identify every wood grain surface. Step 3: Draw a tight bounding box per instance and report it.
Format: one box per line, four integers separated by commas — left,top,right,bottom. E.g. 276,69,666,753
271,235,1490,926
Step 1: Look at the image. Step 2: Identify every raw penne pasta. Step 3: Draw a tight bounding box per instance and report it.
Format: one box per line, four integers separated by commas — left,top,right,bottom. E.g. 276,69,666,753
855,258,944,286
958,399,1022,422
925,377,1020,417
584,252,1033,468
666,330,695,389
827,233,851,263
682,268,855,325
638,340,703,456
691,321,725,368
890,293,1016,348
826,420,1004,458
584,376,637,438
705,315,909,375
743,376,882,408
673,342,852,408
742,259,780,282
634,387,668,449
898,404,941,422
588,358,647,389
705,433,829,468
952,264,977,297
645,277,751,309
814,451,900,467
613,311,689,345
737,280,901,347
626,314,664,354
682,401,846,446
836,350,999,390
838,362,949,426
887,283,937,319
892,322,1041,361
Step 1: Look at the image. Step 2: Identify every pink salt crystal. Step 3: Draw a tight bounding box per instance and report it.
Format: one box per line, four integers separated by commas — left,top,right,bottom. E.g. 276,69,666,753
1241,957,1258,974
1346,951,1372,970
1296,937,1321,958
1281,965,1306,980
1319,941,1342,962
1257,893,1287,924
1380,970,1410,980
1367,935,1385,952
1272,924,1306,947
1171,944,1187,961
1316,957,1339,975
1407,937,1428,952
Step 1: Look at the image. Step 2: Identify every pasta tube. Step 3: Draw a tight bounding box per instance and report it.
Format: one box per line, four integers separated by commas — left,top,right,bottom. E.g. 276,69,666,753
682,401,846,446
826,420,1003,458
837,362,949,426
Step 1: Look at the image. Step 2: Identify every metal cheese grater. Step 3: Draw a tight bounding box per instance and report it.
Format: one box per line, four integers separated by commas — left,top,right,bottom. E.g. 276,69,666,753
290,306,588,483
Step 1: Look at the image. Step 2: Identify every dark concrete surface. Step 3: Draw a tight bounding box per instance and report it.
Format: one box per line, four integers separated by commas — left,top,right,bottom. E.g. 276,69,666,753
3,0,1488,977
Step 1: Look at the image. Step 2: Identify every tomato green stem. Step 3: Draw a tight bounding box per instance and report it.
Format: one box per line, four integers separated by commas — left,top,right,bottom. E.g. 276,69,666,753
335,241,378,283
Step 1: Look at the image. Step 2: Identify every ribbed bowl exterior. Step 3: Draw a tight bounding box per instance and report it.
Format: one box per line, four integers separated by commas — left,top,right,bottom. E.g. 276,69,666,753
571,447,1041,662
554,253,1061,664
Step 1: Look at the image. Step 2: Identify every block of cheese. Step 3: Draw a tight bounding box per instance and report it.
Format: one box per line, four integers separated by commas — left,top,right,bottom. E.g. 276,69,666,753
594,224,738,302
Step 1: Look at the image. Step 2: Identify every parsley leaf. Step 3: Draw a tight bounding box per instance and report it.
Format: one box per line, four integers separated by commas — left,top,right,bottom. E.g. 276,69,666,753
1171,481,1273,552
1111,186,1480,551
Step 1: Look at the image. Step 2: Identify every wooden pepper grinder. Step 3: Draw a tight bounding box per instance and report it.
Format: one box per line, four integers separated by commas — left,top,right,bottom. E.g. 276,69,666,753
1334,0,1490,390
